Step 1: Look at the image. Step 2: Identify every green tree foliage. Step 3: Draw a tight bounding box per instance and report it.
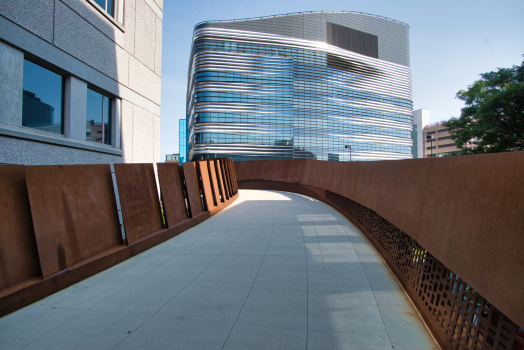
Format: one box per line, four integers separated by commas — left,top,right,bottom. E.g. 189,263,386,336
443,57,524,154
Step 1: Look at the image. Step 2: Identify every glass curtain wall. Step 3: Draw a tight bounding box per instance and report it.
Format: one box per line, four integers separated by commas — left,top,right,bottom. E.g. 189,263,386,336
179,118,187,163
186,12,413,162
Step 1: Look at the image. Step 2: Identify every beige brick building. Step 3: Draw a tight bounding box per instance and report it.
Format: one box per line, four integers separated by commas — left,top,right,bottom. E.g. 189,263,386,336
423,122,459,158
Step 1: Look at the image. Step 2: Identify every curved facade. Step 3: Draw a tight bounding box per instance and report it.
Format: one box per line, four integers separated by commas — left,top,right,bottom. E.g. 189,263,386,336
186,11,412,162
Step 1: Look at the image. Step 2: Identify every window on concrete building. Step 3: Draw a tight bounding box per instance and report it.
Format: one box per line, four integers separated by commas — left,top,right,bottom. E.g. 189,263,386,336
93,0,115,17
22,59,64,135
86,88,112,145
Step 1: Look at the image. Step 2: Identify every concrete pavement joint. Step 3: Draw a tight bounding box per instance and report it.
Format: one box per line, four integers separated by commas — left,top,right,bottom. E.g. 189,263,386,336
220,199,272,350
111,199,259,349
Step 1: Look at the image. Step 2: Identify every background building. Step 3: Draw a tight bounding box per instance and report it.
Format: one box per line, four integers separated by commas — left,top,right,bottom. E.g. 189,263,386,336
423,122,459,158
412,109,430,158
179,118,187,163
186,11,413,162
165,153,180,162
0,0,163,165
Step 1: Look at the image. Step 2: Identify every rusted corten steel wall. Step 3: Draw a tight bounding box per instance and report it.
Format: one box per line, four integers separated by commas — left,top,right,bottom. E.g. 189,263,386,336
218,159,230,200
183,162,205,216
214,159,227,201
0,158,238,317
0,166,40,292
114,163,163,245
197,161,216,210
234,153,524,331
25,165,124,279
223,159,234,198
208,161,222,204
157,163,189,228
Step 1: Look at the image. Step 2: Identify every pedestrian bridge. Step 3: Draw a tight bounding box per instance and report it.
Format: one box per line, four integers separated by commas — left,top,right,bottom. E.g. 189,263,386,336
0,155,523,350
0,190,437,349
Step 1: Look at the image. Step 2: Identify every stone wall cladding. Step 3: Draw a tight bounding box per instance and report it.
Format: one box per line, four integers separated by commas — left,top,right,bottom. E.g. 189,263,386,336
204,11,410,67
155,15,162,76
0,0,162,165
0,42,23,127
129,56,162,104
0,0,54,43
153,0,163,10
60,0,125,46
120,100,134,162
54,2,126,83
0,136,122,165
123,0,136,54
135,0,157,72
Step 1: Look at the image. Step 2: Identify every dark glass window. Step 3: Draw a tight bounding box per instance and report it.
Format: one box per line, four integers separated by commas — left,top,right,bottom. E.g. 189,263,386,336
93,0,114,17
86,88,112,145
326,22,378,59
22,59,64,134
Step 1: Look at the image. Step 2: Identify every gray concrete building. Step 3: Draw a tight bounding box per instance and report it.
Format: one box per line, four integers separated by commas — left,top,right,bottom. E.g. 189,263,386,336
0,0,163,165
412,108,430,158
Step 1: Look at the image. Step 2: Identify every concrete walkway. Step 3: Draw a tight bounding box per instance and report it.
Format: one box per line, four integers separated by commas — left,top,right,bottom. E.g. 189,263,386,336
0,190,438,350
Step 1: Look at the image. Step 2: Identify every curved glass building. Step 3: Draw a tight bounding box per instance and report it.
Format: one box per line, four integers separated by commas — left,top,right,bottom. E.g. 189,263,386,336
186,11,412,161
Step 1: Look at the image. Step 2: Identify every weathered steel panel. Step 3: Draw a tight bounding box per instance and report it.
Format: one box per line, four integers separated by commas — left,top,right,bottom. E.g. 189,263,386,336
197,161,215,210
337,161,361,200
352,160,385,211
234,160,248,182
231,159,239,193
182,162,204,216
114,163,163,245
26,164,122,279
208,161,223,204
226,159,235,195
157,163,188,228
219,160,231,199
372,159,432,240
227,159,237,194
0,165,41,291
417,152,524,327
214,160,228,201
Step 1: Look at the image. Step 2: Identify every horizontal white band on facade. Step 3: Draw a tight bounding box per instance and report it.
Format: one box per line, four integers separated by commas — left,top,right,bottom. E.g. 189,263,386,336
193,119,409,133
192,145,412,160
190,53,411,101
190,30,412,99
332,132,413,146
186,24,414,162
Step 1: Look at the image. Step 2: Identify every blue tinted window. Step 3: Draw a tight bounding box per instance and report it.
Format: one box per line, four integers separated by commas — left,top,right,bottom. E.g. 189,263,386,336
103,96,111,145
93,0,114,17
22,60,64,134
86,88,112,145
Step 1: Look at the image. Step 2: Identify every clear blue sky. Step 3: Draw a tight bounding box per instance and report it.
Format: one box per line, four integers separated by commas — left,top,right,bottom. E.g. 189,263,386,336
160,0,524,159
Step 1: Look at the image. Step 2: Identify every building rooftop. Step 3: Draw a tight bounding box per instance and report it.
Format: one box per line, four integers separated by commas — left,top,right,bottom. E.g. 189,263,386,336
195,10,410,29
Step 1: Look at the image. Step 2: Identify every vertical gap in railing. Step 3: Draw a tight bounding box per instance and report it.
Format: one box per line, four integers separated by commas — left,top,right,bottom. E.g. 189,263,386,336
110,163,126,243
195,163,207,211
159,189,167,228
180,165,192,218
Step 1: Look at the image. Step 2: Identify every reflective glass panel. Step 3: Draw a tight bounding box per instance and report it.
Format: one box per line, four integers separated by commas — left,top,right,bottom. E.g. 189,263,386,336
86,89,103,143
22,59,64,134
86,89,112,145
106,0,114,16
93,0,114,17
93,0,105,9
103,96,111,145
